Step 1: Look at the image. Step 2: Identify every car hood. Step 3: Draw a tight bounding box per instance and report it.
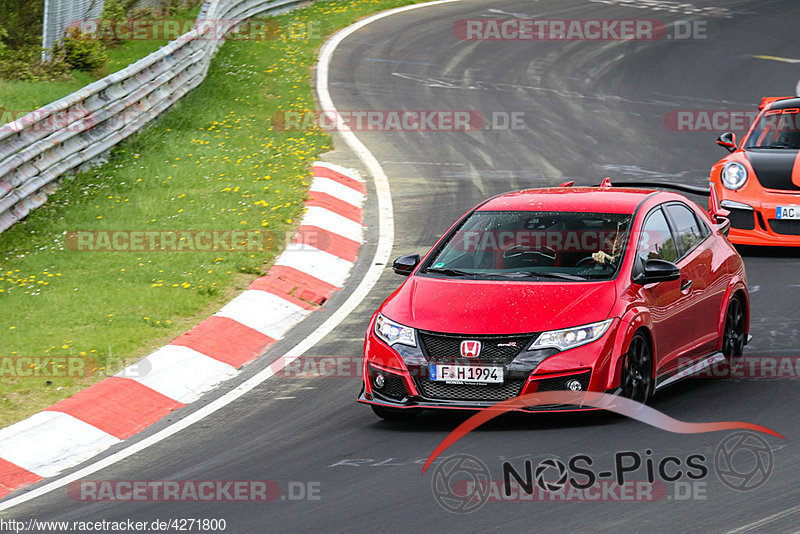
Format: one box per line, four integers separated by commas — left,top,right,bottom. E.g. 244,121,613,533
380,276,617,335
744,149,800,191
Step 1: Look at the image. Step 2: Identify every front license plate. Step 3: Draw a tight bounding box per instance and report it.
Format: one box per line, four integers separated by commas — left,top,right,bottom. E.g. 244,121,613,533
429,364,503,384
776,206,800,220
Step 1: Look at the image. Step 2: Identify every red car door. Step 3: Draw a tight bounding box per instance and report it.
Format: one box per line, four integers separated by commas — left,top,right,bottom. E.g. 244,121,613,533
663,202,725,357
633,206,696,376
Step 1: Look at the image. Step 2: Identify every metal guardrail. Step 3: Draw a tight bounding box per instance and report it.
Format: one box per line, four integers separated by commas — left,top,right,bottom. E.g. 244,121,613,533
0,0,307,234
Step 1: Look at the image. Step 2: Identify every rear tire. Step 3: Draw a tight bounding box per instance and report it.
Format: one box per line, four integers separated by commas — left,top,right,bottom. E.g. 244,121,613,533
371,404,418,421
620,332,654,404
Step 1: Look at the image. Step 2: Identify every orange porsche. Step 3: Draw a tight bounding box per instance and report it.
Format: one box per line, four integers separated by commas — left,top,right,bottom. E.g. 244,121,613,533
710,96,800,246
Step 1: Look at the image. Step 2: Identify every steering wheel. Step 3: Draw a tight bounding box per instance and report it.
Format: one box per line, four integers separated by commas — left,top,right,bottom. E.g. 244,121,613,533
502,245,557,265
576,254,615,269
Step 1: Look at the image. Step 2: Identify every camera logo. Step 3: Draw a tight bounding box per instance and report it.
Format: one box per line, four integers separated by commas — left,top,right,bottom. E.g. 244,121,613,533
714,431,774,491
534,458,569,492
431,454,491,513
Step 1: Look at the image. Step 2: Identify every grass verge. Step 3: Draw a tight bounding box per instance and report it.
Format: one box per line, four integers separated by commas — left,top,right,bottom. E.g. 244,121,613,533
0,0,423,428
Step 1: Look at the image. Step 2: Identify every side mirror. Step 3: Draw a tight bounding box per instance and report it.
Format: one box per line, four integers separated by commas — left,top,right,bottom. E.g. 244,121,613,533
393,254,420,276
635,259,681,285
716,132,737,152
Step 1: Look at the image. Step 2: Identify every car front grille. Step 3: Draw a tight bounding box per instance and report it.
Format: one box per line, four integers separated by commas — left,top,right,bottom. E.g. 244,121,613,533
768,219,800,236
417,378,525,401
418,331,535,365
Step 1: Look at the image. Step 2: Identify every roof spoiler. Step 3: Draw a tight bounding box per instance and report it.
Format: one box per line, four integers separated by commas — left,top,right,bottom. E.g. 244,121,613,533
601,179,733,235
758,96,795,110
599,179,710,197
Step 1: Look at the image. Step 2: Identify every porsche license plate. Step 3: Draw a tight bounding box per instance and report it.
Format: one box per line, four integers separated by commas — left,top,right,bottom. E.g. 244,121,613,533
776,206,800,220
429,364,503,384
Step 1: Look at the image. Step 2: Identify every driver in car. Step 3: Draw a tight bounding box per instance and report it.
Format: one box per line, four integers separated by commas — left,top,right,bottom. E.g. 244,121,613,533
591,223,627,265
592,248,616,265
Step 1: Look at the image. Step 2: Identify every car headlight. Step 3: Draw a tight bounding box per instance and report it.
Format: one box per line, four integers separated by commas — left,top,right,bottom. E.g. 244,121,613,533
721,162,747,190
374,313,416,347
529,319,613,352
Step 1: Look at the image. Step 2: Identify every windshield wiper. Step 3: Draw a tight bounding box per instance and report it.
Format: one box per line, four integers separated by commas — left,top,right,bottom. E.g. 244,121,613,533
424,268,588,280
490,271,587,281
749,145,798,149
423,267,474,277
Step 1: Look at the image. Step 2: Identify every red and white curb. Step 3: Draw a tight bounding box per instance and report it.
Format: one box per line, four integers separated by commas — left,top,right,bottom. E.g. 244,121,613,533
0,161,365,499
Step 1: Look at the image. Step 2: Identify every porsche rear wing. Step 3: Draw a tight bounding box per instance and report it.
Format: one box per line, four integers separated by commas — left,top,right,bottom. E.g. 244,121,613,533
758,96,796,110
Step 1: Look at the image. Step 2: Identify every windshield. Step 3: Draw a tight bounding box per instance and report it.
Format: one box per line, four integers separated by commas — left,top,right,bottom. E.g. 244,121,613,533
421,210,633,281
745,108,800,149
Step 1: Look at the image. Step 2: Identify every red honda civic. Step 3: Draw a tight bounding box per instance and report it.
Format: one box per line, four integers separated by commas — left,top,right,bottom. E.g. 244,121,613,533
359,182,750,419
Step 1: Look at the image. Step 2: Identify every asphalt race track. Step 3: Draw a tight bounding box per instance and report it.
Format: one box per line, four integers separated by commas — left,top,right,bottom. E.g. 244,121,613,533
3,0,800,531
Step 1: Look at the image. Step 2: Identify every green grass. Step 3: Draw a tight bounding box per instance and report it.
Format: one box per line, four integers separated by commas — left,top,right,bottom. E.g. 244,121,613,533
0,0,423,428
0,72,96,113
0,4,202,114
102,4,203,72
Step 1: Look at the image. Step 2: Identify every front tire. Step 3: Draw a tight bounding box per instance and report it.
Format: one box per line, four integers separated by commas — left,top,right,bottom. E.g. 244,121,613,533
371,404,418,421
721,295,746,372
620,332,654,403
